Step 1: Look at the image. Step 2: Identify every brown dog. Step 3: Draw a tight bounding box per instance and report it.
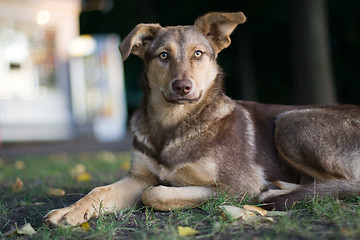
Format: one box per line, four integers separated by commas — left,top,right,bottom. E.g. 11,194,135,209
44,11,360,226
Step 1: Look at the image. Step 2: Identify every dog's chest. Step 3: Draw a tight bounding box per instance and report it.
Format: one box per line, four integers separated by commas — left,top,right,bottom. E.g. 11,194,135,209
146,157,218,187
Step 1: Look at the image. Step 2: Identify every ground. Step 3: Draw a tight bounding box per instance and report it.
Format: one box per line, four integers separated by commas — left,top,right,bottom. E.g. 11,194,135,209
1,138,360,239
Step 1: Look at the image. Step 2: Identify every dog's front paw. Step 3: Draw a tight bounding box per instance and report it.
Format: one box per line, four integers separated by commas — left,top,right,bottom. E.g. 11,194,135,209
44,188,105,226
43,207,71,226
44,204,96,226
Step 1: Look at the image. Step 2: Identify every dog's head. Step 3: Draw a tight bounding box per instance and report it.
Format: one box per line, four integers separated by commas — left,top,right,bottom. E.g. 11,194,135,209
119,12,246,105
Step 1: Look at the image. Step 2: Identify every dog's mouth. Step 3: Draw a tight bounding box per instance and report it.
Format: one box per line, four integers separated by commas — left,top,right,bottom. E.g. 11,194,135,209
163,91,203,105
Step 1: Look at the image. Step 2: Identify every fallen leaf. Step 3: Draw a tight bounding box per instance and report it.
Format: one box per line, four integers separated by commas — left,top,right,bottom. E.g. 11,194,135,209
220,205,286,226
264,217,275,222
220,205,257,221
80,222,91,231
16,223,36,236
341,227,353,237
14,161,25,170
12,177,24,192
120,160,131,171
76,172,92,182
99,151,116,163
48,188,66,197
241,212,259,222
3,227,17,237
178,226,200,236
33,202,46,206
70,164,86,178
243,205,267,216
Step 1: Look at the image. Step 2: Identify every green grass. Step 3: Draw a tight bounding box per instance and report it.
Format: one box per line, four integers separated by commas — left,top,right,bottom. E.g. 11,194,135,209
1,152,360,239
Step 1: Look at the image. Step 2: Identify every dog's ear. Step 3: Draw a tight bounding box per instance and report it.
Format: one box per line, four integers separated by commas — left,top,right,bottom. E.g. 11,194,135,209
119,23,162,61
195,12,246,53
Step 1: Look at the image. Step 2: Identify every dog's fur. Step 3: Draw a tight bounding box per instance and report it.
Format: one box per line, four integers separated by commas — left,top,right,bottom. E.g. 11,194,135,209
44,11,360,226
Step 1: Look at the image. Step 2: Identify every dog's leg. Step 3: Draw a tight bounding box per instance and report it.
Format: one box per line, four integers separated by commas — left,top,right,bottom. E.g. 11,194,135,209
262,108,360,209
44,150,159,226
262,179,360,210
44,176,151,225
274,109,360,181
141,186,215,211
259,181,302,202
273,181,302,191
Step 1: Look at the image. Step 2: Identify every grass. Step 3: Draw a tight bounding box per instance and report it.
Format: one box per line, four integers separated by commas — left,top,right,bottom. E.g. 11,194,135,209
1,151,360,239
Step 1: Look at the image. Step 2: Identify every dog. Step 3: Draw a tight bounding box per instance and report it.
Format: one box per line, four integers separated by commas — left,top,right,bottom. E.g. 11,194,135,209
44,11,360,226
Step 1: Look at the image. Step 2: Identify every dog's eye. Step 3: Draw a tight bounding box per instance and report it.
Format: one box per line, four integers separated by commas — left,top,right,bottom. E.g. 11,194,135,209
194,51,203,58
159,52,169,61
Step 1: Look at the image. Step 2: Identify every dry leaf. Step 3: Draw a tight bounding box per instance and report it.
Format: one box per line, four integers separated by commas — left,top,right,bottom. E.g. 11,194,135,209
241,211,259,222
76,172,92,182
121,160,131,171
340,227,353,237
99,151,116,163
220,205,256,221
48,188,66,197
3,227,16,237
80,222,91,231
16,223,36,236
177,226,200,236
70,164,92,182
243,205,267,216
220,205,286,226
70,164,86,177
264,217,275,222
12,177,24,192
14,161,25,170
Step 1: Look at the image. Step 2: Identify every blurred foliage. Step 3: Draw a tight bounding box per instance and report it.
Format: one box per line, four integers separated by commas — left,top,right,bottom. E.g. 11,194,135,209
80,0,360,111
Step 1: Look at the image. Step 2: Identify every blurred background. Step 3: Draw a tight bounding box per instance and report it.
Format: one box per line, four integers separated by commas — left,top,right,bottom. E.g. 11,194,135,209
0,0,359,151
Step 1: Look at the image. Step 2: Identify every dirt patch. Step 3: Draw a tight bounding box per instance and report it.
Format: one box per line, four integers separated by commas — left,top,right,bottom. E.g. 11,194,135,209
0,193,82,233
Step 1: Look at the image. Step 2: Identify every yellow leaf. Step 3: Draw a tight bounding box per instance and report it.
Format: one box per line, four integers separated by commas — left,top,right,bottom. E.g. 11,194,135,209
243,205,267,216
121,160,131,171
80,222,91,231
177,226,199,236
70,164,86,178
48,188,66,197
99,151,116,163
12,177,24,192
14,161,25,170
4,223,36,237
241,212,259,222
220,205,256,221
76,172,92,182
264,217,275,222
16,223,36,236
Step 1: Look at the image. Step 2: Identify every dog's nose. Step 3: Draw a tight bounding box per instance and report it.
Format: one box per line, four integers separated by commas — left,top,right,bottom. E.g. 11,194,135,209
172,79,193,96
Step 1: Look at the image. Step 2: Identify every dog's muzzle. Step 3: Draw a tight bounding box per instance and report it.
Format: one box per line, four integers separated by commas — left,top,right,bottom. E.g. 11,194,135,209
172,79,193,96
160,79,202,104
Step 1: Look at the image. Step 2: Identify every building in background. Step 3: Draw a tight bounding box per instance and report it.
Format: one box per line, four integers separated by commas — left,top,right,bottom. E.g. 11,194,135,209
69,34,127,142
0,0,127,143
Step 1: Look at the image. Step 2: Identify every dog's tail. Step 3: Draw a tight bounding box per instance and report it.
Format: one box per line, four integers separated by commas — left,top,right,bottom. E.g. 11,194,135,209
262,179,360,210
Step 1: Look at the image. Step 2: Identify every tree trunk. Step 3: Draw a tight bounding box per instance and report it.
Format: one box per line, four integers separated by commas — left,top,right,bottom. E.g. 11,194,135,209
238,30,257,101
290,0,336,104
